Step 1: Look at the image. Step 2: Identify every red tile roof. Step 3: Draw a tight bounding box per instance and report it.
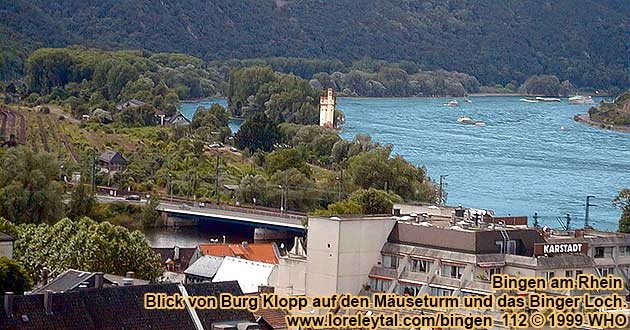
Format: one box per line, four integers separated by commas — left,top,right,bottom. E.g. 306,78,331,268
198,243,278,264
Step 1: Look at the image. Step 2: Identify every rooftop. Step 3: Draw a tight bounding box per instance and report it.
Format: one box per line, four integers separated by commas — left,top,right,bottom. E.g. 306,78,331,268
212,257,275,294
198,242,279,264
184,255,224,278
2,281,255,330
32,269,148,294
0,232,14,242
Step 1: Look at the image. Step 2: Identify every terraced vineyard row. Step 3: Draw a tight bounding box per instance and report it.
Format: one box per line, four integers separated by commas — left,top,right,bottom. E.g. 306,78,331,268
47,116,79,163
0,108,27,145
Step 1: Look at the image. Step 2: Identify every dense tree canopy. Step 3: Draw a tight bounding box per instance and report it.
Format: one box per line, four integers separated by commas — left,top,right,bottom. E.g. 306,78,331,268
235,112,280,152
22,47,224,120
10,217,163,282
227,66,319,123
0,257,32,294
0,147,64,224
1,0,627,92
588,91,630,126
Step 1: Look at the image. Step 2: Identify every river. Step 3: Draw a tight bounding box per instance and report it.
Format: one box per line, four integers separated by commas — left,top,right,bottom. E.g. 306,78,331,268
179,96,628,232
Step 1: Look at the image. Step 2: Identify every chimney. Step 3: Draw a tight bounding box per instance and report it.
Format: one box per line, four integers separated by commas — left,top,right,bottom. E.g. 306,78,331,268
123,271,135,286
94,272,104,289
41,267,50,286
574,229,584,238
4,292,14,317
241,241,249,249
44,290,53,315
174,246,180,261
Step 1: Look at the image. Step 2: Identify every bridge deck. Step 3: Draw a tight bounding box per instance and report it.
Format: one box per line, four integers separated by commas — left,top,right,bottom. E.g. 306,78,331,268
157,202,306,230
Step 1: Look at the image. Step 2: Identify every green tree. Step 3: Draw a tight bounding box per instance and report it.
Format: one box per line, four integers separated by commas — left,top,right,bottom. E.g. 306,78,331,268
141,197,160,228
0,147,64,224
524,75,562,96
12,217,162,282
235,112,279,152
313,188,402,215
67,184,97,220
0,257,32,294
265,148,312,177
350,188,402,215
613,189,630,233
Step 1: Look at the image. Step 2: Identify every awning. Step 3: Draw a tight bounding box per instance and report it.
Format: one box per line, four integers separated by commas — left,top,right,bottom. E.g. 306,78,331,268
461,288,491,295
399,279,427,286
368,275,393,281
477,261,506,268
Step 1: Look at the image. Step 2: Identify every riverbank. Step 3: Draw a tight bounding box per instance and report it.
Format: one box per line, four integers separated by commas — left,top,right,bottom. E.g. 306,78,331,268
574,114,630,133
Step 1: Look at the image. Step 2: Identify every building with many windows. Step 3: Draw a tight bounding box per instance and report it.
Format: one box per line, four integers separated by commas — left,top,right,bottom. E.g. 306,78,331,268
366,211,630,301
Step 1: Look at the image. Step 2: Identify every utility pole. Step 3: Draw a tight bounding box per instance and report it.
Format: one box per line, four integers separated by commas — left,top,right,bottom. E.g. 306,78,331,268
168,172,173,202
585,195,596,228
283,170,289,214
91,148,96,192
438,175,448,206
215,154,220,205
336,168,344,201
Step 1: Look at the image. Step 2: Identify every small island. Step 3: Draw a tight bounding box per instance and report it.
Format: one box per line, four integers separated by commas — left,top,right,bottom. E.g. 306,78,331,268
575,91,630,132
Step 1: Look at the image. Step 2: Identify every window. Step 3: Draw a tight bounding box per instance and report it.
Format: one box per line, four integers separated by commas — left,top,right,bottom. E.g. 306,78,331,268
442,264,464,279
409,258,433,273
496,240,518,254
507,240,517,254
488,267,502,277
620,246,630,256
594,247,613,258
382,255,399,269
429,287,454,296
597,267,614,277
369,278,390,292
400,284,422,296
565,270,573,277
543,271,555,281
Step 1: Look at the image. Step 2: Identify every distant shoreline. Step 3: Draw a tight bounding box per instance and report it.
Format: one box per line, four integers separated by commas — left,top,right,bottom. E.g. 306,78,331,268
574,114,630,133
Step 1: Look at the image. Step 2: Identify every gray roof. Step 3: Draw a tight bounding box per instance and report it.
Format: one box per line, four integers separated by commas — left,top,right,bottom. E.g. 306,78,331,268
0,232,14,241
2,281,255,330
184,255,224,278
115,99,145,111
166,112,191,125
98,150,127,165
32,269,148,294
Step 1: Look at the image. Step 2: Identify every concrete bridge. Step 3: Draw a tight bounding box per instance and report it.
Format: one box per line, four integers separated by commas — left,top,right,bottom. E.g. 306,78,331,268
156,201,307,233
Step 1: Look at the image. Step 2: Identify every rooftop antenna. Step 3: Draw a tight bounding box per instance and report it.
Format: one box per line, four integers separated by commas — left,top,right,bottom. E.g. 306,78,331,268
585,196,596,228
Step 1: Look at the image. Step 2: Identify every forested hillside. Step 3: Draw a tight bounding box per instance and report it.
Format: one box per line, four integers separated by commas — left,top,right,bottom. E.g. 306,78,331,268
1,0,627,90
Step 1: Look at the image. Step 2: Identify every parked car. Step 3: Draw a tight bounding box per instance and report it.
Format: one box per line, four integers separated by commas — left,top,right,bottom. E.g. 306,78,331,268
125,194,141,201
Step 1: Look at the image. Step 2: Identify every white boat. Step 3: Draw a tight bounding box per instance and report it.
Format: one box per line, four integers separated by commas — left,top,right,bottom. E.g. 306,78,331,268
444,100,459,107
534,97,561,102
520,98,539,103
568,95,595,105
458,116,486,126
458,116,474,124
464,97,472,103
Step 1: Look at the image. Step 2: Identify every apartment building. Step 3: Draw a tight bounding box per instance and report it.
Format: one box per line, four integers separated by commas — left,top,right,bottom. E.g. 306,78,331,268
366,214,630,300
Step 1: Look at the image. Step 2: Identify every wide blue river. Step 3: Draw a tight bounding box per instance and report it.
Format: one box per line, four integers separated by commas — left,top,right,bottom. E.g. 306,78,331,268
180,96,628,231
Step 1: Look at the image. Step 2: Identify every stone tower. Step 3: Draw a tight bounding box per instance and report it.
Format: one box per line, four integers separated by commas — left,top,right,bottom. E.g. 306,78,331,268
319,88,335,128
